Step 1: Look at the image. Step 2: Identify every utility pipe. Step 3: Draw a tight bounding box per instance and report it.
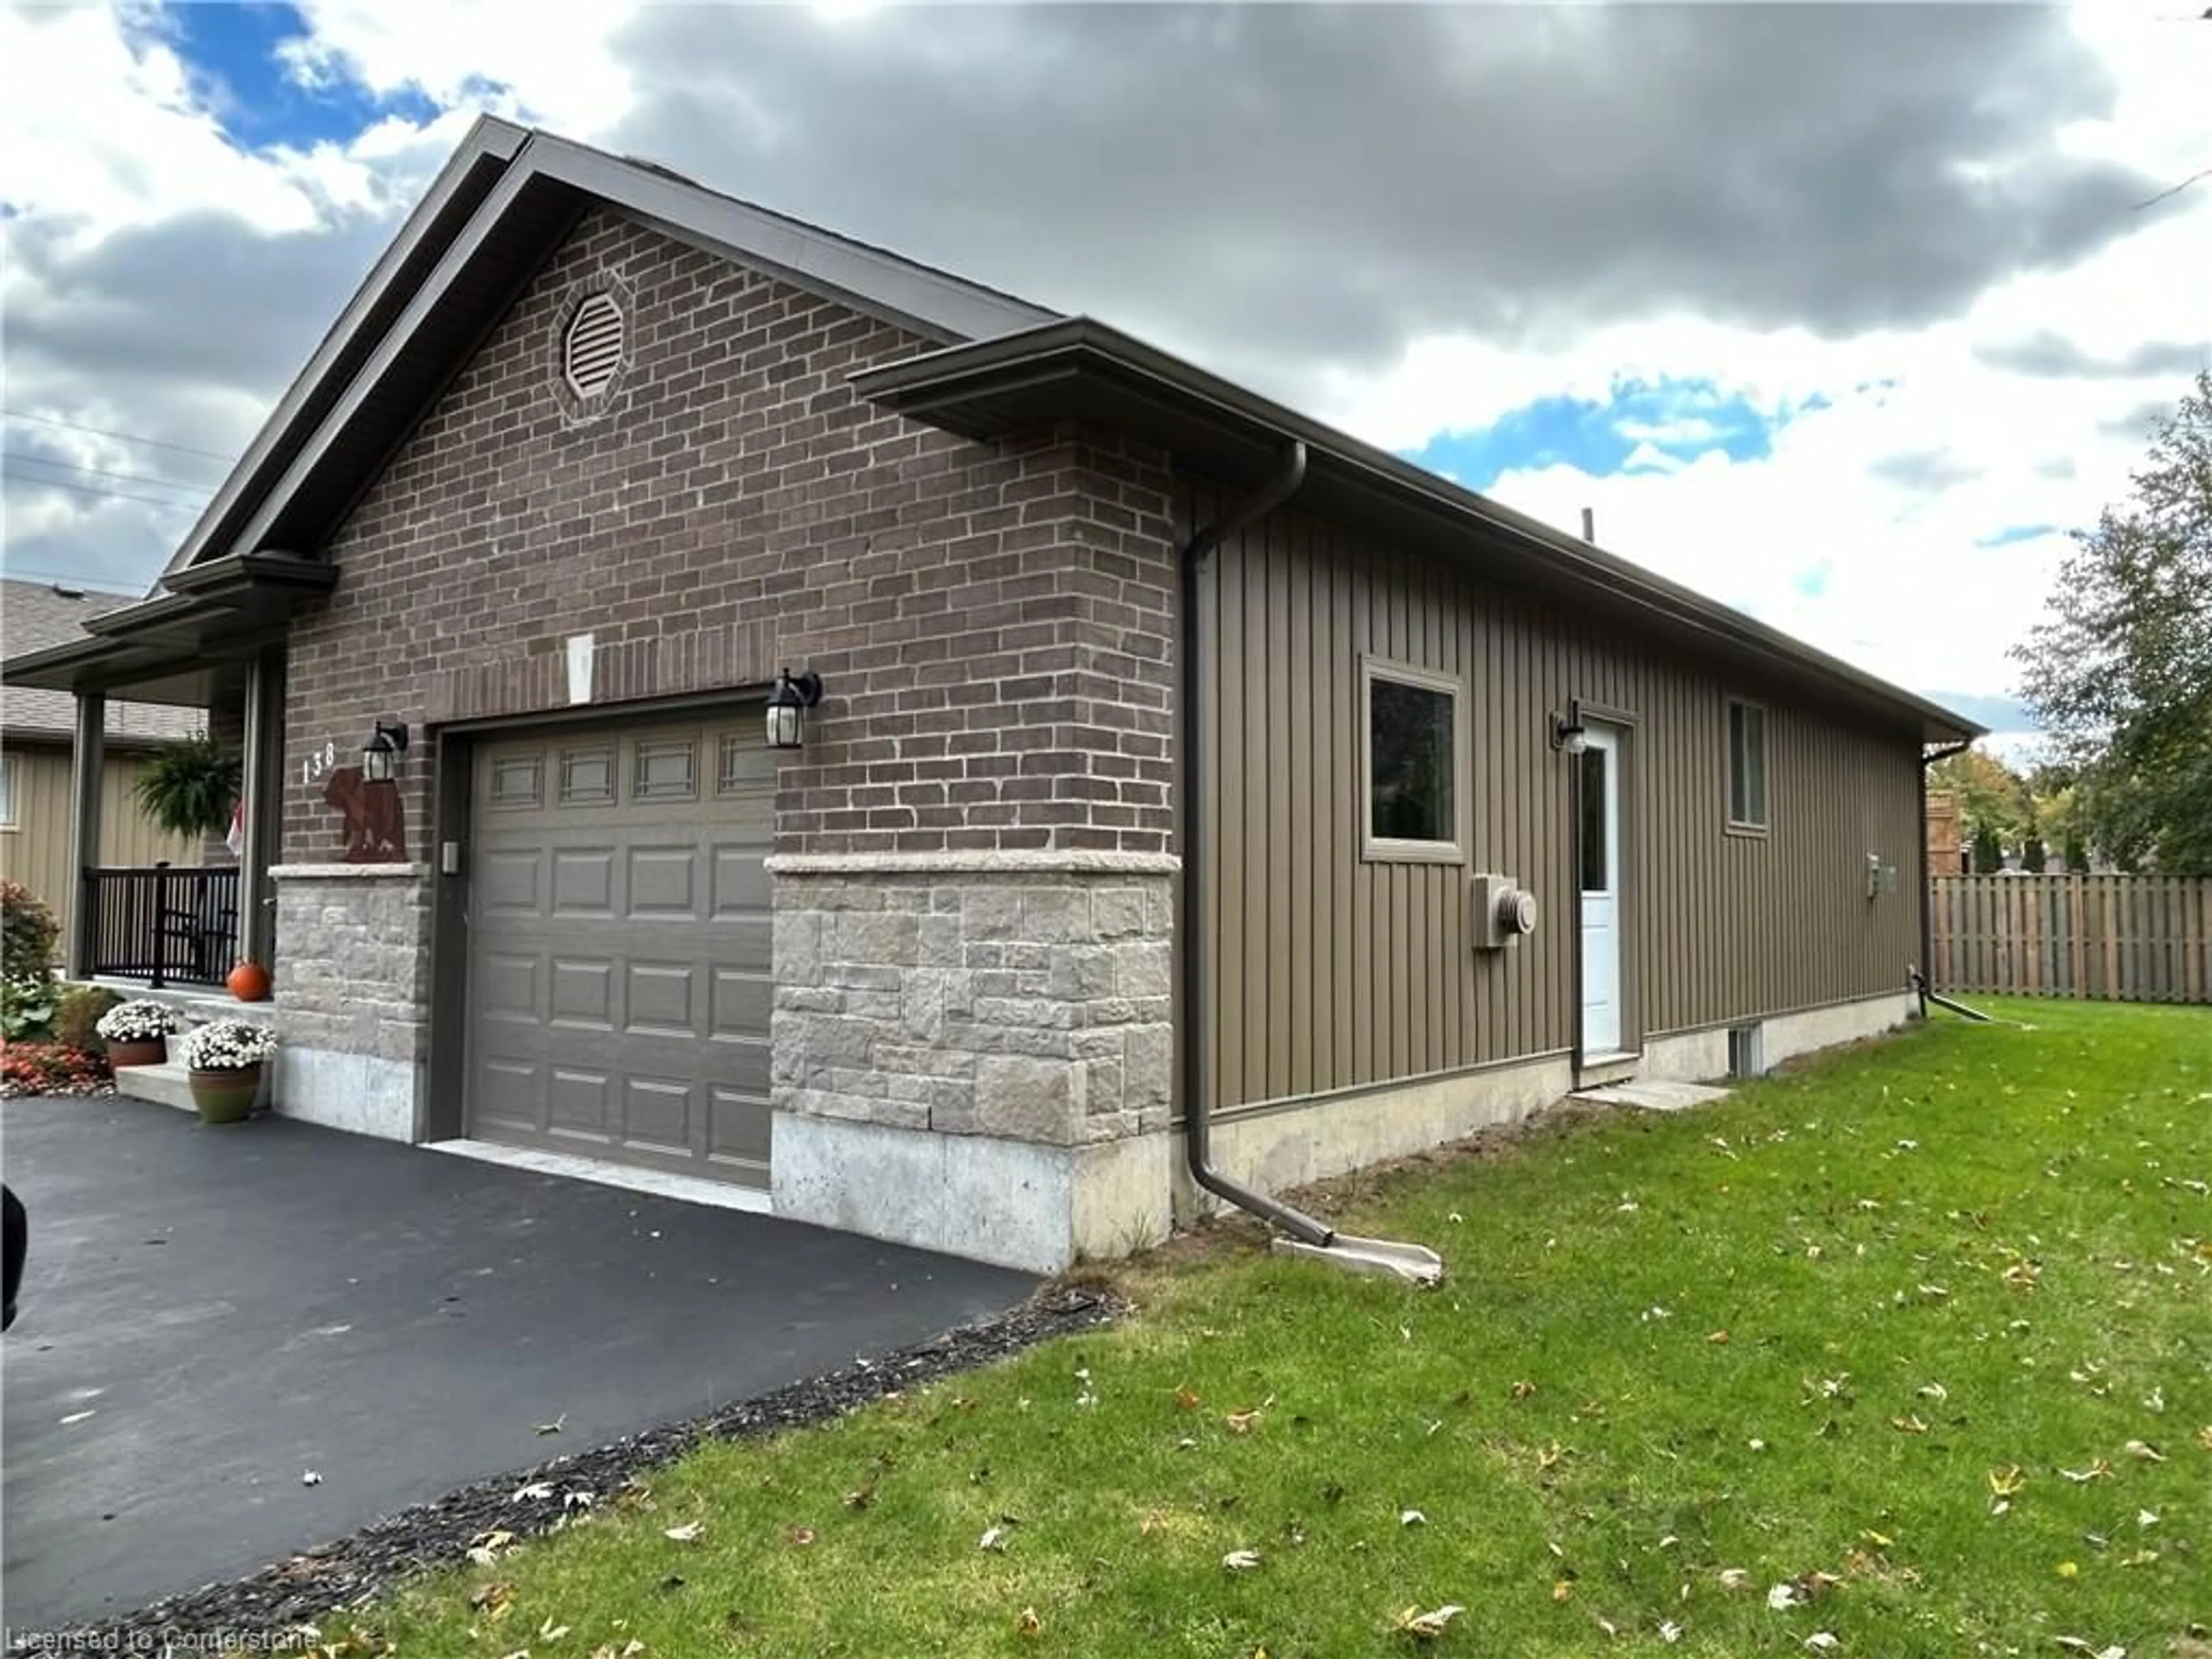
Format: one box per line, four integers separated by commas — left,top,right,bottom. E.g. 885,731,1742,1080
1177,441,1334,1248
1916,737,1976,1008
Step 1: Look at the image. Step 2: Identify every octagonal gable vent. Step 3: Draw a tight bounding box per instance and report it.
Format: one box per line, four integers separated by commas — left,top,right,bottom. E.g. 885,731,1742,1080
563,293,625,398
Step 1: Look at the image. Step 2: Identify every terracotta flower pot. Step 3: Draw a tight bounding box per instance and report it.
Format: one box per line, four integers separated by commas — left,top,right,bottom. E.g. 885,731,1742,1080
107,1037,169,1069
188,1064,263,1125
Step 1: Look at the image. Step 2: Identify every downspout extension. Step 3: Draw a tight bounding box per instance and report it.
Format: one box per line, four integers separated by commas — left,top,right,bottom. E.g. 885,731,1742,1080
1180,441,1332,1248
1916,738,1976,1012
1178,444,1445,1287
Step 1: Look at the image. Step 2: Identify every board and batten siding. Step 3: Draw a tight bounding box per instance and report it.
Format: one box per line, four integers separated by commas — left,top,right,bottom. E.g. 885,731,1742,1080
1191,494,1926,1113
0,742,204,949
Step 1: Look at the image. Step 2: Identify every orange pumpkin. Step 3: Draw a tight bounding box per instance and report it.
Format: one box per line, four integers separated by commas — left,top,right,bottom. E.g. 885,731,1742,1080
227,961,271,1003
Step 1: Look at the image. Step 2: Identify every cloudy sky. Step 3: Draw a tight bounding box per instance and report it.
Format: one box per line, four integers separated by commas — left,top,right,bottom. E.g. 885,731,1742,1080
4,1,2208,753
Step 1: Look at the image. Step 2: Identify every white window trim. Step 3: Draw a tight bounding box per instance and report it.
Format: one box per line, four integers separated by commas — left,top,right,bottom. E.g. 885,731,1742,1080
1726,696,1770,835
0,753,16,828
1359,654,1467,865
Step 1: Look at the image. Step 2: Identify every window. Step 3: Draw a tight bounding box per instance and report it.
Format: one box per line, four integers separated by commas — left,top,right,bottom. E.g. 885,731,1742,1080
1578,747,1609,892
1728,699,1768,830
560,745,616,805
632,737,697,801
1361,657,1463,862
0,755,14,827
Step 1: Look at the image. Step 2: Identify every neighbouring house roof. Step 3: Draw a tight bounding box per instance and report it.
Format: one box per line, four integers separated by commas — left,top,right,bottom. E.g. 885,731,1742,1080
0,580,204,744
7,118,1980,745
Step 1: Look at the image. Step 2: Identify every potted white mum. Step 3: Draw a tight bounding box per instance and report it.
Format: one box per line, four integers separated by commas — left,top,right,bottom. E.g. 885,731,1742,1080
94,1000,183,1068
175,1018,276,1124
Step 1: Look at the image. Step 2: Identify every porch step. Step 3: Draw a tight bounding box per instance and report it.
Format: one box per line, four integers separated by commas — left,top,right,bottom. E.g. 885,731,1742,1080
1570,1080,1733,1113
113,1060,197,1114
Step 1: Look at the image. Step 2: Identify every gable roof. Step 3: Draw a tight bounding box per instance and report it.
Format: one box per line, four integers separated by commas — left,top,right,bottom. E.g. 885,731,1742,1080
853,318,1984,744
0,581,205,743
35,119,1970,746
161,116,1057,581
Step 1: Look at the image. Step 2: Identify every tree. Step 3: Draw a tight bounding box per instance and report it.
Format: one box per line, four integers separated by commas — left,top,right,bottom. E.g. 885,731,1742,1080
2012,370,2212,874
1931,748,2032,863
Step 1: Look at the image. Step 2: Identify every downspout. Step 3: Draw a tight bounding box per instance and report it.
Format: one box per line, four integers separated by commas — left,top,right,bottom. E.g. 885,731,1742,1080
1179,441,1335,1247
1914,738,1976,1015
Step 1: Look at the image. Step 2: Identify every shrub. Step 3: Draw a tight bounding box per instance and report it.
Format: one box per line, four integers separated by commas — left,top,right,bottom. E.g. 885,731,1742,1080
0,879,59,980
56,984,123,1053
0,1041,112,1096
0,975,57,1043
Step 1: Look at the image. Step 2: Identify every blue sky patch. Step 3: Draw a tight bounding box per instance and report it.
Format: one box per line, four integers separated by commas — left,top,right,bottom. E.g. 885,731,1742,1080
155,2,438,150
1400,377,1797,492
1974,523,2058,549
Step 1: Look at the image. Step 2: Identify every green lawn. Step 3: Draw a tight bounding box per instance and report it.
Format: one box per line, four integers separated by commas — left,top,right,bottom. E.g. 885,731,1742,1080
353,1000,2208,1657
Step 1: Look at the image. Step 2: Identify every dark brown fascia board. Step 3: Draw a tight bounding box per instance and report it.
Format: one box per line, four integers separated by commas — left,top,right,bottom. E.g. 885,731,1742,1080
528,135,1059,346
206,131,1063,571
161,115,530,582
163,549,339,599
851,319,1987,745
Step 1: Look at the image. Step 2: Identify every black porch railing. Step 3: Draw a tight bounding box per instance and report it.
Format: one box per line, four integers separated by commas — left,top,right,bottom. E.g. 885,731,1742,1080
84,865,243,989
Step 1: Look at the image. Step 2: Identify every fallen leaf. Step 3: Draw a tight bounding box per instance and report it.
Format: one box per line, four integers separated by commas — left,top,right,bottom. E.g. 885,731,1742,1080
1989,1466,2028,1498
469,1584,516,1615
302,1470,323,1486
535,1415,566,1437
1861,1529,1894,1548
1806,1635,1840,1653
1660,1620,1683,1643
2055,1560,2078,1579
1769,1584,1805,1611
1225,1407,1262,1435
1400,1510,1426,1528
2122,1440,2165,1463
1717,1568,1752,1590
979,1525,1009,1553
843,1482,876,1512
467,1529,517,1567
1707,1331,1730,1344
538,1618,571,1642
563,1490,594,1512
1918,1382,1949,1403
787,1527,815,1547
662,1523,702,1544
1222,1549,1262,1571
2136,1509,2158,1528
1510,1380,1536,1400
2059,1460,2112,1483
1552,1579,1574,1603
1891,1415,1929,1434
1015,1607,1042,1638
1396,1604,1466,1641
2051,1641,2127,1659
512,1482,555,1503
1175,1385,1201,1411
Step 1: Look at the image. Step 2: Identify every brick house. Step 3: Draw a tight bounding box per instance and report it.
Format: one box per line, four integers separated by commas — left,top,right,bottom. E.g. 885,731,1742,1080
5,119,1981,1271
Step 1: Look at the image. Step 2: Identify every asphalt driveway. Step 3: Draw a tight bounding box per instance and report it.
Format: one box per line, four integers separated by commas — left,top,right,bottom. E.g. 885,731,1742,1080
1,1094,1035,1634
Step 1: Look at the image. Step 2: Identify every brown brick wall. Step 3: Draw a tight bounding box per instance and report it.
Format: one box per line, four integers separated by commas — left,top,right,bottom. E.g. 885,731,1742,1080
281,209,1175,862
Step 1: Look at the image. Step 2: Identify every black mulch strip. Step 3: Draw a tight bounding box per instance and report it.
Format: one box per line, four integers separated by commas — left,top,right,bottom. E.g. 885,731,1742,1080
37,1285,1123,1650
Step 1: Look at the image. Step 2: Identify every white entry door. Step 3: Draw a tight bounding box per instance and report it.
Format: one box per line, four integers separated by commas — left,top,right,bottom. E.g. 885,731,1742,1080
1578,722,1624,1057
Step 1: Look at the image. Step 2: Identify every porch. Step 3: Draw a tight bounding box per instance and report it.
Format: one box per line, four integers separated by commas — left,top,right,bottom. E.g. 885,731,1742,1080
0,551,334,987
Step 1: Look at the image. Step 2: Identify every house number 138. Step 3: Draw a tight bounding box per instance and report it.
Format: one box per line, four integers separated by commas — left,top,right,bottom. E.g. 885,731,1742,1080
301,739,340,785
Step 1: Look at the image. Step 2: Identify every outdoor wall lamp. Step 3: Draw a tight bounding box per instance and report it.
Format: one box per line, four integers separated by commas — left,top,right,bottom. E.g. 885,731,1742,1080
362,719,410,782
765,668,823,751
1550,713,1589,755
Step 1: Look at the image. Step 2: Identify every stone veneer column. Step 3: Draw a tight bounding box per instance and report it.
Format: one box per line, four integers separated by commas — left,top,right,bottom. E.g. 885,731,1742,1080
767,851,1178,1274
268,864,431,1141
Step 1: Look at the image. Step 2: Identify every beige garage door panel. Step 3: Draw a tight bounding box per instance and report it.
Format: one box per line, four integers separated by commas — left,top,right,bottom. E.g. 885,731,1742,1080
465,713,774,1188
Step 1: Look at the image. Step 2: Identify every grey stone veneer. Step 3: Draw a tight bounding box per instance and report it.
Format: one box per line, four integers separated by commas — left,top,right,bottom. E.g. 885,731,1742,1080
768,855,1176,1147
268,865,430,1139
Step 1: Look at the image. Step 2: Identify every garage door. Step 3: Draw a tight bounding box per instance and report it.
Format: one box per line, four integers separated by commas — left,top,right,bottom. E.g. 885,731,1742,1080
464,711,775,1188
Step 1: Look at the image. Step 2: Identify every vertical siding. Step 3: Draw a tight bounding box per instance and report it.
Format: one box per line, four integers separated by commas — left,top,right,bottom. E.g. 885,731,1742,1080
0,743,204,952
1198,498,1927,1111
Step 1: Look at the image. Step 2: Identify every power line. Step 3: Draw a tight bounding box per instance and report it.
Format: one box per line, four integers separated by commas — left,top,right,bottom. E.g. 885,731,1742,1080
1,471,206,513
4,452,215,497
0,408,238,465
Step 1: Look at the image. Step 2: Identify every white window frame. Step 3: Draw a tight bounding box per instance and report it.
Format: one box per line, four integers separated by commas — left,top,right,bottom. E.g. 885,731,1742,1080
1359,654,1467,865
1726,696,1769,834
0,753,16,828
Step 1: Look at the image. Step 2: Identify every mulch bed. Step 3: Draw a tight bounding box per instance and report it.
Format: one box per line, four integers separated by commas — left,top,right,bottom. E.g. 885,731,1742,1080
37,1284,1123,1649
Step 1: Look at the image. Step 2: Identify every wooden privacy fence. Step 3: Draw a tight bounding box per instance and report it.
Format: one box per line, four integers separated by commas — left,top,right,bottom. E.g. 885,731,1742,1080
1928,874,2212,1003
